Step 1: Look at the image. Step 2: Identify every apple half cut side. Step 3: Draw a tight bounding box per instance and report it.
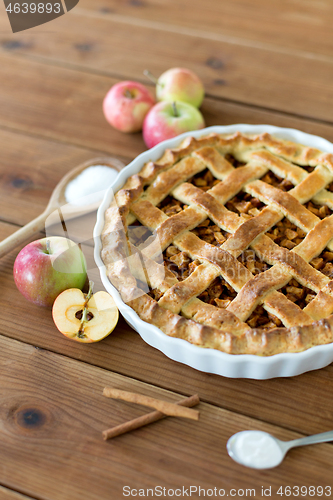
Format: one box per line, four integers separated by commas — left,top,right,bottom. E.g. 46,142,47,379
52,288,119,343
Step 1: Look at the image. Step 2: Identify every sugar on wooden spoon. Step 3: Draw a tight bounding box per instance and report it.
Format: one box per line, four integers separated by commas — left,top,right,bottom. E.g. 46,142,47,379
0,156,123,259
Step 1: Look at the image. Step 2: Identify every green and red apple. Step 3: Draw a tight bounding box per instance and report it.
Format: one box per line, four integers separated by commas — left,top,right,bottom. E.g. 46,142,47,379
156,68,204,108
103,81,155,133
13,236,87,307
52,288,119,343
143,100,205,149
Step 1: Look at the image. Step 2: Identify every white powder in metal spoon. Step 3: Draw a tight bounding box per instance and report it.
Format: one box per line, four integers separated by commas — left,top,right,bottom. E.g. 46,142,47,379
228,431,284,469
65,165,119,206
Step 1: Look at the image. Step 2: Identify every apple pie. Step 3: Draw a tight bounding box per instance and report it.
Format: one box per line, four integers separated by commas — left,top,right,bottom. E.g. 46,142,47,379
101,132,333,355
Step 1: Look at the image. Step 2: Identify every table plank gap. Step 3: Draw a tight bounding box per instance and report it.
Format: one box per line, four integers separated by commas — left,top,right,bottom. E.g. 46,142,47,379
0,485,40,500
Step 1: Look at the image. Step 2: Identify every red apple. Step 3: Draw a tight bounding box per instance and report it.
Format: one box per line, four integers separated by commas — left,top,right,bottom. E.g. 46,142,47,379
143,101,205,149
157,68,204,108
13,237,87,307
103,81,155,133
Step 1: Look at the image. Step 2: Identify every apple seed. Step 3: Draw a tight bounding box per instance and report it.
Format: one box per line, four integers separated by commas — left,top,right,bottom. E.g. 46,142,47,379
75,310,94,321
78,280,94,337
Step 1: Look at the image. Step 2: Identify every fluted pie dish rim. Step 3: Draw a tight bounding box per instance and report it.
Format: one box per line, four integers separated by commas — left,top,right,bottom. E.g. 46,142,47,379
94,124,333,379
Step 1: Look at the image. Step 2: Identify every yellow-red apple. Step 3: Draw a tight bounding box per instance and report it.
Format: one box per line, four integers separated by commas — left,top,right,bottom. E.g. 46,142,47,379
13,237,87,307
156,68,204,108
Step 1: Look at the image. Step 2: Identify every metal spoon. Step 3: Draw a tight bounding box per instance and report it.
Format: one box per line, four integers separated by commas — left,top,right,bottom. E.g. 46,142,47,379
227,429,333,469
0,156,124,259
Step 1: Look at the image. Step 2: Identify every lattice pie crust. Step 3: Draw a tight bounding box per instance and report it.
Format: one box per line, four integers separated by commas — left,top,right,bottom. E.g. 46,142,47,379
101,132,333,355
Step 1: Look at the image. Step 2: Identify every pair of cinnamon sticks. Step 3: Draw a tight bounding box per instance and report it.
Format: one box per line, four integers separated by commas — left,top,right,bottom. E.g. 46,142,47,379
102,387,200,440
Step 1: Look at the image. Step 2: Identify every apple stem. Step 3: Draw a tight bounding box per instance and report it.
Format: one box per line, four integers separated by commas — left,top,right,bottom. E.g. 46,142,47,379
172,101,178,117
46,239,51,255
124,89,133,99
78,281,94,337
86,280,94,302
143,69,158,85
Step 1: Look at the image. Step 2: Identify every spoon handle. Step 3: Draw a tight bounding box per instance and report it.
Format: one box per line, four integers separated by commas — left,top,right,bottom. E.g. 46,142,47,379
287,430,333,450
0,210,49,259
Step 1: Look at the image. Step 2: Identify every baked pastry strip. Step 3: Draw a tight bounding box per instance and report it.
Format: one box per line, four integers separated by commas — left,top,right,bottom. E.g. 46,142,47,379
248,150,307,185
192,146,234,178
140,156,206,207
313,190,333,210
304,282,333,320
158,263,220,314
245,180,319,231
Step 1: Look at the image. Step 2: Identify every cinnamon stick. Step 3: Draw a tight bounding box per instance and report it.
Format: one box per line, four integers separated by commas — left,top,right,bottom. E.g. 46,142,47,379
103,394,200,440
103,387,200,421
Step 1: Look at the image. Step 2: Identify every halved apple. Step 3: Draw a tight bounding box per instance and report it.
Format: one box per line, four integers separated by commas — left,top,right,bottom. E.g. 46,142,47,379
52,288,119,343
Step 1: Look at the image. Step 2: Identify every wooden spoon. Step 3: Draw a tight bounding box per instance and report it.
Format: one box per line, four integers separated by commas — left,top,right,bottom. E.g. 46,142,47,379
0,157,124,259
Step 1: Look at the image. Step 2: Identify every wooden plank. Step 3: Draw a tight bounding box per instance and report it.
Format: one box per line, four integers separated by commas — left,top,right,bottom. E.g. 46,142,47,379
75,0,333,57
0,487,35,500
1,54,333,168
0,128,127,228
2,0,332,58
0,53,146,158
1,219,333,438
1,334,333,500
2,84,333,231
1,12,333,122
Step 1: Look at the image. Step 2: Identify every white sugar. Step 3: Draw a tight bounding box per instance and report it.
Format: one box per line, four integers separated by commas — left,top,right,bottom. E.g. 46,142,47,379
65,165,119,206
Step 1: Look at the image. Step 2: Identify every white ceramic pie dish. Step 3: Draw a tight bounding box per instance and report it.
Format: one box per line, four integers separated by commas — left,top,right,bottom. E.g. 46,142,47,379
94,124,333,379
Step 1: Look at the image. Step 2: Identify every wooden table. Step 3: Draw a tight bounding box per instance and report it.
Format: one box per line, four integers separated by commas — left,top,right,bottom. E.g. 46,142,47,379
1,1,333,499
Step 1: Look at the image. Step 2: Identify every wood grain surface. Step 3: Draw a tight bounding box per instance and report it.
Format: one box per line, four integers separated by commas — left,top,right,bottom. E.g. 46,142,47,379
1,7,333,122
1,334,333,500
1,54,333,163
1,0,333,497
77,0,333,57
0,128,115,227
0,487,34,500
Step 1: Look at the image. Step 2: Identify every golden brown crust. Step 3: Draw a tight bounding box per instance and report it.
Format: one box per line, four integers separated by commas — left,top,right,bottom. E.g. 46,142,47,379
101,132,333,356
